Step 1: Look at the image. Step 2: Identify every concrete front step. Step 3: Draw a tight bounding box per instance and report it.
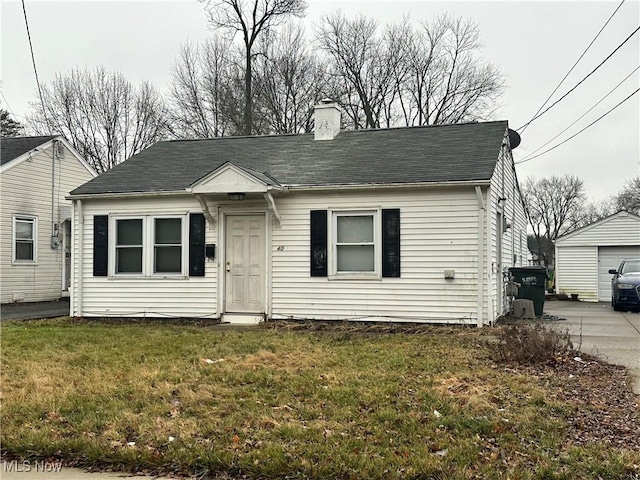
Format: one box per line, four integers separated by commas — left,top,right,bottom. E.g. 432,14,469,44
221,313,263,325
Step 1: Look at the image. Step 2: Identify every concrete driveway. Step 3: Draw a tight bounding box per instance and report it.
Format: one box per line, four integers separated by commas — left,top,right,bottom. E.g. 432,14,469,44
543,300,640,394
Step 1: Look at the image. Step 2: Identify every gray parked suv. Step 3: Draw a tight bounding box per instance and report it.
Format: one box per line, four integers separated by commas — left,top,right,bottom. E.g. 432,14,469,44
609,258,640,311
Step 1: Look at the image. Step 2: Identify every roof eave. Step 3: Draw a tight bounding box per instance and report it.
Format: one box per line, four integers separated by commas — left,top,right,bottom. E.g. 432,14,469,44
66,189,191,201
67,179,493,200
287,179,492,191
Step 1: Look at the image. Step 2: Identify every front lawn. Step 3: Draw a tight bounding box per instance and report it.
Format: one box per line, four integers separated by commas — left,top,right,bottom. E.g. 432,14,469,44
1,319,638,479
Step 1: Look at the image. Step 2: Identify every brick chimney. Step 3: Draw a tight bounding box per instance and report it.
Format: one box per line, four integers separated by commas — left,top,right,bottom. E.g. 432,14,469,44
314,99,341,140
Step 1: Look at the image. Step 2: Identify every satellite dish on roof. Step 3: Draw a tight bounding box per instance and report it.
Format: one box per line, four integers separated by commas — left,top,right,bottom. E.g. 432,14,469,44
508,128,521,149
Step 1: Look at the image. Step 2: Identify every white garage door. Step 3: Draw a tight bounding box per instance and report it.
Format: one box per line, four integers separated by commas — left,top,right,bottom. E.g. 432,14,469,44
598,246,640,301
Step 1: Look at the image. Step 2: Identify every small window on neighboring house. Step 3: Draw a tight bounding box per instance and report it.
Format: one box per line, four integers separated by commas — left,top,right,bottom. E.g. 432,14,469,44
154,218,182,273
115,218,143,274
334,212,377,274
13,216,36,262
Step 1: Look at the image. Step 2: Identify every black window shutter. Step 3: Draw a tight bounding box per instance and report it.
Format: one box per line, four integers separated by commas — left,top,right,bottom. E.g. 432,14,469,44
189,213,206,277
310,210,328,277
382,209,401,278
93,215,108,277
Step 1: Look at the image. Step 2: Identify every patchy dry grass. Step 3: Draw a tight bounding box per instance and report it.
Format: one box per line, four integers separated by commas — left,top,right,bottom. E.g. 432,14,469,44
1,318,638,479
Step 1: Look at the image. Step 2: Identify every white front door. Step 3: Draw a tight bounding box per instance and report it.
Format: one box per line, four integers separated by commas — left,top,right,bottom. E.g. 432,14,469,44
225,215,266,313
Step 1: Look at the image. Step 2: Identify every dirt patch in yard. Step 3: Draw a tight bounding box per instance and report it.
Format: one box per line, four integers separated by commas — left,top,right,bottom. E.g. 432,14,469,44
500,354,640,450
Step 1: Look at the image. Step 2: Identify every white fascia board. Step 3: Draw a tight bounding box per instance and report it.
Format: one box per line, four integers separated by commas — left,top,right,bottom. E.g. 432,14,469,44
286,180,492,192
66,190,190,201
67,180,489,200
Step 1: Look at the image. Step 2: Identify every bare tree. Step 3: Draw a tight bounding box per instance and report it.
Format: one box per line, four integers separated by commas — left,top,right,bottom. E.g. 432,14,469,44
317,12,404,129
201,0,307,135
399,14,503,125
28,67,167,173
168,37,245,138
614,176,640,215
523,175,586,268
578,198,615,226
316,12,503,129
254,22,327,133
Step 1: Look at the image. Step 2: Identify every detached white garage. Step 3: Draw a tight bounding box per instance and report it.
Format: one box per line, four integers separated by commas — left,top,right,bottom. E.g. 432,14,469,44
555,211,640,302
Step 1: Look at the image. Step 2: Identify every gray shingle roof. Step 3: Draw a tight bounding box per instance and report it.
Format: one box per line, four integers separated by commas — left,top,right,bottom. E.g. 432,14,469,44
1,135,56,166
70,121,508,196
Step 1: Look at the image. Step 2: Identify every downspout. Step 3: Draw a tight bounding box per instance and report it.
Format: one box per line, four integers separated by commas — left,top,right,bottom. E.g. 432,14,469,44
75,199,83,317
475,186,485,327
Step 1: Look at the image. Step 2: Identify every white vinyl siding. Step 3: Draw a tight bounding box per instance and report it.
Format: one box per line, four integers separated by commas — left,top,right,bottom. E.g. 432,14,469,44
556,212,640,247
271,188,483,324
1,143,95,303
487,134,529,318
72,196,218,318
555,246,598,302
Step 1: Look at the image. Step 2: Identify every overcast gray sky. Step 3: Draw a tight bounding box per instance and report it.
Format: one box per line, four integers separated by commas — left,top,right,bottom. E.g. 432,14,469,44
1,0,638,202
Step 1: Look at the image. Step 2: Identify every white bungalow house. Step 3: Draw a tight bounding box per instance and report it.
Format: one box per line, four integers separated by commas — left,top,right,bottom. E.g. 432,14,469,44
67,103,527,326
1,135,97,303
555,210,640,302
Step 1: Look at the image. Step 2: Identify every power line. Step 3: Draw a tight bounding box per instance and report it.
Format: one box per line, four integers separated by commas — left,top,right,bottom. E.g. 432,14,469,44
518,0,626,135
516,24,639,132
21,0,47,124
515,87,639,165
518,65,639,162
0,89,17,115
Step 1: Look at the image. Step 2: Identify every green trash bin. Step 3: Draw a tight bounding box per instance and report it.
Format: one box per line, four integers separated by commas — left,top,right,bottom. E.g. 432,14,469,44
509,266,548,317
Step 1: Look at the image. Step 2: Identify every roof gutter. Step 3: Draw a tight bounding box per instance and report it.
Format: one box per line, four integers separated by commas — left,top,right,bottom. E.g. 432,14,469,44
66,189,191,201
67,179,492,200
286,180,492,192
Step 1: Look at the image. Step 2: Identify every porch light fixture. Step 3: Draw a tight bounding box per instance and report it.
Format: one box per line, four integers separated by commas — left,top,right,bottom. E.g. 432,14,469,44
228,192,246,201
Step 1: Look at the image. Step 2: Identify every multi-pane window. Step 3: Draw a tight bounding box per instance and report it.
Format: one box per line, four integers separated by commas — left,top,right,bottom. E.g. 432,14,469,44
115,219,143,273
154,218,182,273
13,216,36,262
333,212,376,274
112,216,184,276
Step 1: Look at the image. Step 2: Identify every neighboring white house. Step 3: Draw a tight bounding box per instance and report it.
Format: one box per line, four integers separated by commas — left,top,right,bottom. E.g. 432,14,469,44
1,135,97,303
555,210,640,302
67,103,527,326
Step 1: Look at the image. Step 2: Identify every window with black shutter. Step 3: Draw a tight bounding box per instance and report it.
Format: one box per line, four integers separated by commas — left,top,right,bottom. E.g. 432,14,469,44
310,210,328,277
310,208,401,278
93,215,108,276
189,213,206,277
382,208,401,277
